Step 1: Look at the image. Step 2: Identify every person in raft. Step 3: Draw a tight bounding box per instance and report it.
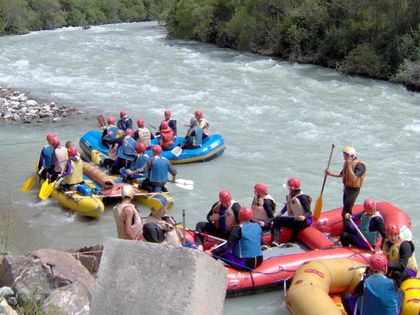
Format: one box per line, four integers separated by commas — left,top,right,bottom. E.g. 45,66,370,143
324,146,366,231
341,253,404,315
268,177,312,246
111,128,137,174
56,146,84,191
340,198,386,250
180,117,202,149
121,142,150,184
38,133,56,180
194,110,209,140
112,185,143,240
382,223,418,287
117,110,133,131
101,116,119,148
195,190,241,251
127,144,177,192
206,206,263,270
158,120,175,151
49,137,69,182
251,182,276,250
133,118,154,149
142,194,185,247
160,110,177,137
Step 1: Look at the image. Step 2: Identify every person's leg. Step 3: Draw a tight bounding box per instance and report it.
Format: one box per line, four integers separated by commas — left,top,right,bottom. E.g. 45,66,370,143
342,292,357,315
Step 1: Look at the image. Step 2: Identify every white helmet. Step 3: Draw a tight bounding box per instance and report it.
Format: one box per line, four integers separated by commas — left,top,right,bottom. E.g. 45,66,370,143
122,185,134,199
343,146,356,157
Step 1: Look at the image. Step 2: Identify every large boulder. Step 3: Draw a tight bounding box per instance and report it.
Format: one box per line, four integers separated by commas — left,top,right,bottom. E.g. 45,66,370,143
91,239,227,315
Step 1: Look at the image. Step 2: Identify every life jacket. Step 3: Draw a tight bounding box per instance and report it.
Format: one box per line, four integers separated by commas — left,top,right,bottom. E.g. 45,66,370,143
130,153,149,171
286,191,309,217
198,117,209,136
160,128,174,147
251,194,276,221
167,118,177,136
41,145,54,168
233,222,262,258
145,214,183,247
212,201,238,232
108,143,118,161
342,158,366,188
63,156,83,185
356,274,402,315
117,137,137,161
104,126,119,140
117,118,132,131
359,211,382,245
112,203,143,240
186,126,202,146
149,156,169,183
136,127,152,148
383,240,418,271
54,146,68,172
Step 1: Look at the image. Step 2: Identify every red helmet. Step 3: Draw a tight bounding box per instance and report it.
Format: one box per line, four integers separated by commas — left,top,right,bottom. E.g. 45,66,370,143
239,206,254,221
107,117,115,124
46,133,56,141
161,121,169,129
219,190,232,203
136,143,146,153
195,110,203,119
120,110,127,117
364,198,376,211
254,182,267,196
286,177,301,190
152,145,162,155
68,146,78,157
50,137,60,148
386,223,400,236
164,110,171,117
369,253,388,273
125,128,133,136
137,119,144,127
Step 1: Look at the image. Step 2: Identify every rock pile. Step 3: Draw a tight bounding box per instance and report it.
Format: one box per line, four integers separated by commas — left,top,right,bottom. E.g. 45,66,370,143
0,86,81,123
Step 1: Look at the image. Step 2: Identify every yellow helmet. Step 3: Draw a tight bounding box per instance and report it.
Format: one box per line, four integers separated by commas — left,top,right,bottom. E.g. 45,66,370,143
148,194,168,212
343,146,356,156
121,185,134,199
116,129,124,137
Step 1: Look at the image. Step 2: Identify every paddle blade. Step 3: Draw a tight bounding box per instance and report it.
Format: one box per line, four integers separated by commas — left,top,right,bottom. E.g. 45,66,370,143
96,115,106,128
21,175,35,191
313,195,323,220
39,180,55,199
174,179,194,190
171,146,182,157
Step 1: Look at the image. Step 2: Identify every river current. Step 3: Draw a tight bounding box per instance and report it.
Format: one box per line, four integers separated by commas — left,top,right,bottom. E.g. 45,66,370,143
0,22,419,314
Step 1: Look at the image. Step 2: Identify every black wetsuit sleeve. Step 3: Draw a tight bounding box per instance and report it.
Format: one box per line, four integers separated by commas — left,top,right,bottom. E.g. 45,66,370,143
354,162,365,177
263,199,276,218
143,223,166,243
231,202,241,223
370,217,387,240
297,195,312,219
206,202,219,222
388,241,413,272
212,226,241,256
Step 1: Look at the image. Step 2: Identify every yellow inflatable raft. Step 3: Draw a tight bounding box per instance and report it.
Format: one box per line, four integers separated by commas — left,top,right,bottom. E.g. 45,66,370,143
401,277,420,315
286,258,366,315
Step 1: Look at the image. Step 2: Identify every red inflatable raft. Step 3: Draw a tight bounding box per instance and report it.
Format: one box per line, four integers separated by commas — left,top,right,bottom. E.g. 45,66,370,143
186,202,412,297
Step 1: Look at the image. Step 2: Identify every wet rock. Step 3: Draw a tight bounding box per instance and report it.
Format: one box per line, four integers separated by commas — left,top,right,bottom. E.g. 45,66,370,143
0,297,18,315
42,281,91,315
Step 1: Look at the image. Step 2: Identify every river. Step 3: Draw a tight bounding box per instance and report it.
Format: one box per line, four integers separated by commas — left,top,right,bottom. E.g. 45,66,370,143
0,22,419,314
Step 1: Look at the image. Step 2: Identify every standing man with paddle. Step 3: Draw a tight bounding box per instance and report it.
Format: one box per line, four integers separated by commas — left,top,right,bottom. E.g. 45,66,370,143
324,146,366,231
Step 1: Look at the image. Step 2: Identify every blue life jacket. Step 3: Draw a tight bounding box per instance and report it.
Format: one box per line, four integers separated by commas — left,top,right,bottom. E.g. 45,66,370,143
117,137,137,161
186,126,202,146
233,222,262,258
150,156,169,183
42,145,54,168
103,126,119,141
356,274,402,315
130,154,149,170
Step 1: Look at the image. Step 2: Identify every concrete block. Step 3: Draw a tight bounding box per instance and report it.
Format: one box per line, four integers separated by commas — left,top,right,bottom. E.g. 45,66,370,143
90,239,227,315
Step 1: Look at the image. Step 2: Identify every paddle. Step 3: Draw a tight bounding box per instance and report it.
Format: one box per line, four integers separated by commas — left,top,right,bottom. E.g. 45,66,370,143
96,115,106,129
349,218,375,253
171,146,182,157
171,179,194,190
39,179,56,200
21,175,36,191
313,144,335,220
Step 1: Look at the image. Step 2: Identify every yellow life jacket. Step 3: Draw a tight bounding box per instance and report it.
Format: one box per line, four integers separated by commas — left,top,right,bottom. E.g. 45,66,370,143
383,240,418,271
63,156,83,185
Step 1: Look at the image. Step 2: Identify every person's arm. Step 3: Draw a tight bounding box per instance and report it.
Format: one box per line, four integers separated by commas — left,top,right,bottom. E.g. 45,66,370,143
60,159,73,177
207,202,219,222
121,206,135,240
370,216,387,240
388,241,413,272
149,129,155,140
263,199,276,218
143,223,166,243
298,195,311,219
231,202,241,223
126,119,133,130
211,226,241,256
168,162,177,182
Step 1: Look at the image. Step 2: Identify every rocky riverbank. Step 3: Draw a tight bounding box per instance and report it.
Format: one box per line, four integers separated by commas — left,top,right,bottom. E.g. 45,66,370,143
0,86,83,123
